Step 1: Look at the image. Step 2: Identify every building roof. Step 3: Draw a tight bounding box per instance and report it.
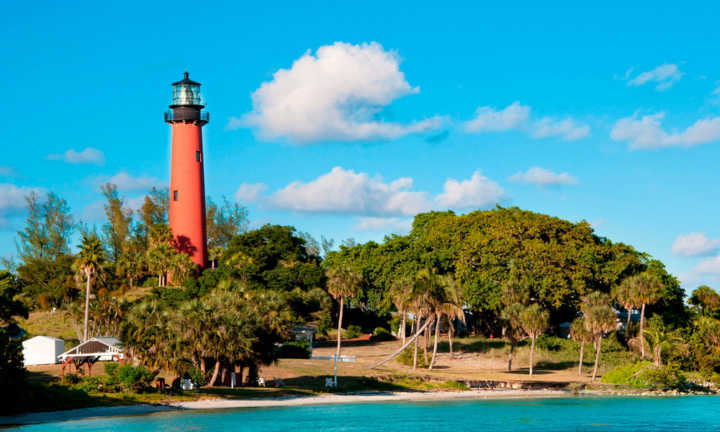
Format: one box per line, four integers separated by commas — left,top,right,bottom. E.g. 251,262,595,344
172,72,201,86
23,335,64,343
58,337,124,360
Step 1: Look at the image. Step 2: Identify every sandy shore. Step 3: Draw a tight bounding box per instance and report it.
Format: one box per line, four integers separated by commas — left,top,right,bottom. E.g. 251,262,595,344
0,389,570,426
174,389,568,410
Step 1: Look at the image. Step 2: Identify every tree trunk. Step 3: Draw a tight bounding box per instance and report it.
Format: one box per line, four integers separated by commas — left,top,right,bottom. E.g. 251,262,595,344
413,317,419,370
448,323,454,357
423,321,429,363
208,359,221,386
158,274,161,287
529,335,536,376
507,341,514,372
247,363,259,386
429,314,440,370
400,312,406,345
626,306,632,333
639,303,646,358
592,336,603,381
370,318,434,369
336,296,344,358
578,342,585,376
83,274,91,342
654,344,662,367
211,260,216,270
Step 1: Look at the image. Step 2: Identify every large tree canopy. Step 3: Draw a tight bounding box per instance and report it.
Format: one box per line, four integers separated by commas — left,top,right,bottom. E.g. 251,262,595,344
326,207,685,325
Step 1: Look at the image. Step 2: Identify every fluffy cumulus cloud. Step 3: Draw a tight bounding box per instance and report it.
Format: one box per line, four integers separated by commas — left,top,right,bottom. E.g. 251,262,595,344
672,233,720,257
464,102,530,132
354,217,412,233
509,167,578,186
627,64,683,91
463,102,589,141
235,183,267,202
435,170,505,208
693,255,720,275
231,42,442,143
0,184,42,228
269,167,432,216
265,167,505,218
48,147,105,165
95,172,163,192
610,112,720,149
530,117,590,141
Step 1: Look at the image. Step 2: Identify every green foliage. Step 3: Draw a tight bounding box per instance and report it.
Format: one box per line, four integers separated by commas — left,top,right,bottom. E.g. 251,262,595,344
0,270,28,322
345,324,363,339
222,224,324,292
396,346,428,368
690,285,720,318
372,326,395,341
206,196,249,251
689,316,720,373
0,329,26,391
602,361,688,391
185,366,208,387
277,340,311,358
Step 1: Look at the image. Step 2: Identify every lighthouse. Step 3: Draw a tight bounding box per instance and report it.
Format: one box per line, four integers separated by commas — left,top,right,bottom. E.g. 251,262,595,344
165,72,209,268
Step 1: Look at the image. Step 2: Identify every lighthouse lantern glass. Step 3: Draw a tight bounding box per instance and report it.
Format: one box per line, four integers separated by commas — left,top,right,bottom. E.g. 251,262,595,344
173,83,202,106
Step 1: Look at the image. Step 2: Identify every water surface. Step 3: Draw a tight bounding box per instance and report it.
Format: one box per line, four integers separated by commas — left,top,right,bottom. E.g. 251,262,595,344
13,396,720,431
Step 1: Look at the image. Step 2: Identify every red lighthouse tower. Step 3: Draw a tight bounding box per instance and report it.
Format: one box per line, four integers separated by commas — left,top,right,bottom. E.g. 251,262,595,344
165,72,208,268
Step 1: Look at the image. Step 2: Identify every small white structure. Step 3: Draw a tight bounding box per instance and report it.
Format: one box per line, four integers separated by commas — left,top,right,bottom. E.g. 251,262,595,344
58,337,124,362
22,336,65,366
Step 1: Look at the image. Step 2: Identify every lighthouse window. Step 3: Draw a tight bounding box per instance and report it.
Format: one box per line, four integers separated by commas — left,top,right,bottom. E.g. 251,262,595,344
173,190,178,201
196,151,201,162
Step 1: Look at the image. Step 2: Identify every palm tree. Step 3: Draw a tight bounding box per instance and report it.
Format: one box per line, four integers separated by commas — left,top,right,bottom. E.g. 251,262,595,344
643,317,684,367
518,304,550,376
326,266,362,358
501,303,524,372
631,273,663,358
75,233,105,342
613,278,638,332
585,302,617,381
429,275,465,370
389,277,414,345
570,317,593,376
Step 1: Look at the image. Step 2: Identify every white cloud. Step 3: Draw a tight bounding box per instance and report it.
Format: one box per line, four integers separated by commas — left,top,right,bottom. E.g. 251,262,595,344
672,233,720,257
464,102,530,132
0,184,42,228
693,255,720,275
509,167,578,186
610,112,720,149
269,167,432,216
463,102,590,141
231,41,442,143
530,117,590,141
435,170,505,208
96,172,163,192
235,183,267,202
48,147,105,165
354,217,412,233
627,64,683,91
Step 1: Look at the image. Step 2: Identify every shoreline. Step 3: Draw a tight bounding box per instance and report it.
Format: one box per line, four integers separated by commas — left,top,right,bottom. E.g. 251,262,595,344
0,388,712,427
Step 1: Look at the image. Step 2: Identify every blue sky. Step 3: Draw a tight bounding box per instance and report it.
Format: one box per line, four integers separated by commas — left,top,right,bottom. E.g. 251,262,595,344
2,1,720,291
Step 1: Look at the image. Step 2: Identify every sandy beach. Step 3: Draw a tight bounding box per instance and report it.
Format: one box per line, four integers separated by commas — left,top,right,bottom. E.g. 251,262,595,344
0,389,569,426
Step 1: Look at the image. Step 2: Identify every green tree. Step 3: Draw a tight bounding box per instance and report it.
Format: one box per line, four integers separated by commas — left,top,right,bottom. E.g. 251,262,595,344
613,277,638,332
16,192,76,309
582,292,617,381
206,196,248,268
74,233,106,341
389,276,414,345
689,285,720,317
326,266,362,358
643,316,684,367
519,303,550,376
570,317,593,376
629,272,663,358
100,183,133,264
0,271,28,323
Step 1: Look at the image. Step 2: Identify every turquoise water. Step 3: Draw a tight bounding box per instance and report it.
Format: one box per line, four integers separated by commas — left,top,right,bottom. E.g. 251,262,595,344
13,396,720,431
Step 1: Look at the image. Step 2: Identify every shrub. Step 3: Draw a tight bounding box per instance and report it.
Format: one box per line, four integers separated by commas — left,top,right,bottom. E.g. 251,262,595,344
345,325,363,339
185,366,208,387
372,327,395,342
62,373,82,385
601,361,688,391
103,364,156,392
396,346,428,368
73,376,103,393
535,334,575,352
277,340,311,358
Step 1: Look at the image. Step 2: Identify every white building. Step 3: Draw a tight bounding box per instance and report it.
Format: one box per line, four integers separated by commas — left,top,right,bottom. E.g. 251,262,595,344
22,336,65,366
